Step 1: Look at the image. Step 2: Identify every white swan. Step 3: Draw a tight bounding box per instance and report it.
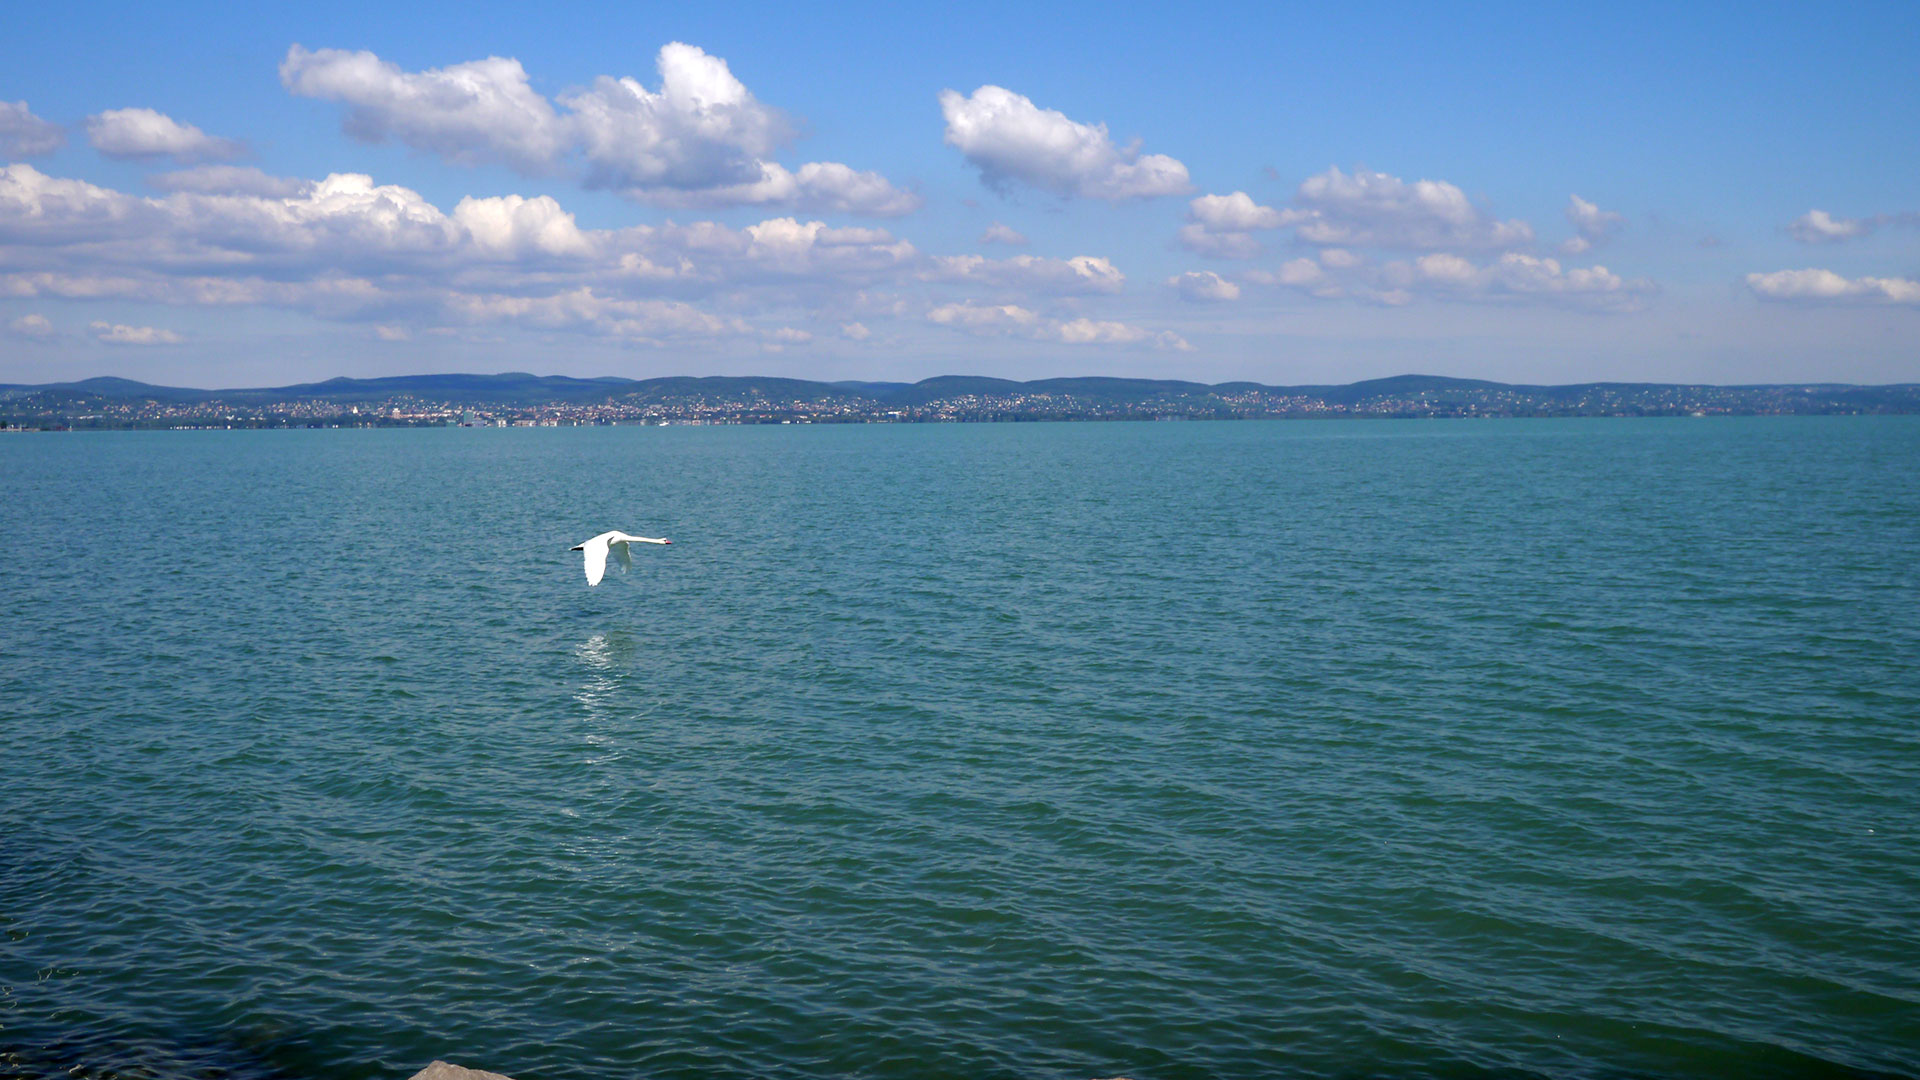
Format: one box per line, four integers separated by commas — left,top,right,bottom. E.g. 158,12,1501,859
571,530,671,587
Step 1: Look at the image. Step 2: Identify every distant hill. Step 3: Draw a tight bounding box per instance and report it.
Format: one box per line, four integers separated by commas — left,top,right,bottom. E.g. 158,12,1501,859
14,370,1871,406
0,372,870,407
5,371,1919,426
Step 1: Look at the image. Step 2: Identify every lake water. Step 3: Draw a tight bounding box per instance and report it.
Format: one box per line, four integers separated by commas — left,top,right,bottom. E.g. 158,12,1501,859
2,418,1916,1080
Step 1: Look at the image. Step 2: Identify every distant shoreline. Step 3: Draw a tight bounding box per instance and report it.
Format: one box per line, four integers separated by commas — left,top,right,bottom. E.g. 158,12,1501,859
4,372,1917,430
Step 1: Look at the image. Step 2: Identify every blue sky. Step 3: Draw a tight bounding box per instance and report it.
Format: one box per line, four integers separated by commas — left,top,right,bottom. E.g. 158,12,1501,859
2,0,1916,387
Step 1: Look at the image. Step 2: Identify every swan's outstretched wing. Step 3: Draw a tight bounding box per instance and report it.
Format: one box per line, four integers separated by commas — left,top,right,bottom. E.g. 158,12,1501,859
611,539,633,573
580,535,610,587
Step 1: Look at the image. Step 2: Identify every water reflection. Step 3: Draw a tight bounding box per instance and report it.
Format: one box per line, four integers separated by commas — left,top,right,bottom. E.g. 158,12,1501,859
572,630,672,771
575,630,638,673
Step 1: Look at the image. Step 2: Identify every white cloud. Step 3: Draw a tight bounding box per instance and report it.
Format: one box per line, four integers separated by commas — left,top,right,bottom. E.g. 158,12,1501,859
0,163,1223,352
1789,210,1868,244
8,313,55,339
980,222,1028,246
1391,252,1656,309
1290,166,1534,250
1786,209,1917,245
1170,270,1239,302
1562,194,1625,254
280,46,565,172
926,300,1038,331
938,85,1190,201
1176,223,1263,260
924,253,1124,295
1182,171,1535,258
563,42,787,190
0,164,151,243
925,300,1189,350
1190,191,1290,232
0,164,921,296
1244,258,1331,291
282,42,917,215
1178,190,1307,259
1050,317,1191,350
1318,248,1362,268
86,108,244,163
451,194,591,258
90,320,184,345
638,160,920,216
0,101,65,158
148,165,310,198
440,286,748,341
1745,268,1920,305
733,217,918,277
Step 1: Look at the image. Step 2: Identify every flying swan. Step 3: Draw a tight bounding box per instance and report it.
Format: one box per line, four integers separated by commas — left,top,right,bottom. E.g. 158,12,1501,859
571,530,671,587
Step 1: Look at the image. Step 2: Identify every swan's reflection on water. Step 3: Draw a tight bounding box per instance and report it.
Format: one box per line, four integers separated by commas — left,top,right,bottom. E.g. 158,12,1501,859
575,629,637,674
572,631,649,764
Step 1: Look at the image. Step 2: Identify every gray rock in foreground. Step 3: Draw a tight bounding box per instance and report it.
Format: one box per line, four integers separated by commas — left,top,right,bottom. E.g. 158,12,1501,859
407,1061,515,1080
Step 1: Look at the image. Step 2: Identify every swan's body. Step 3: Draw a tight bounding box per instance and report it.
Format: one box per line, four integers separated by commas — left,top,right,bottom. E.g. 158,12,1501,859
571,530,670,586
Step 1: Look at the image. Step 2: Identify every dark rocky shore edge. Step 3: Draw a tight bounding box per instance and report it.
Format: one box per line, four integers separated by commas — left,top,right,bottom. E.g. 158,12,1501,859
408,1064,1135,1080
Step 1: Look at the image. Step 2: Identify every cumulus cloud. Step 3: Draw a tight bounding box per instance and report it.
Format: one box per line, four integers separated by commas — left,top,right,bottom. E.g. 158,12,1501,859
441,286,752,342
452,193,591,258
1182,170,1535,258
926,300,1037,331
0,162,914,286
147,165,310,198
90,320,184,345
980,222,1028,246
1789,210,1869,244
1,162,1219,351
1787,209,1918,245
638,160,921,215
938,85,1190,201
563,42,787,190
923,253,1124,295
926,300,1190,349
1,163,918,280
1,101,65,158
1289,167,1534,250
86,108,245,163
1562,194,1625,254
1745,268,1920,305
0,165,154,244
730,217,918,277
1176,223,1261,260
8,313,55,339
280,46,565,172
1051,317,1191,349
1178,191,1306,258
1170,270,1239,302
1387,252,1655,310
1190,191,1290,232
1244,258,1331,290
281,42,918,215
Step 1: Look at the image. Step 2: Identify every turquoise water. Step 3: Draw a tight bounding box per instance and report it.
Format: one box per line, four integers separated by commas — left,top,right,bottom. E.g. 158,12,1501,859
2,418,1916,1080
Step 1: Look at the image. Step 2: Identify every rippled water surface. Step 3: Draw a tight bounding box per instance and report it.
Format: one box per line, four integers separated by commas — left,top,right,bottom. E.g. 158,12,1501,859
2,418,1917,1080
